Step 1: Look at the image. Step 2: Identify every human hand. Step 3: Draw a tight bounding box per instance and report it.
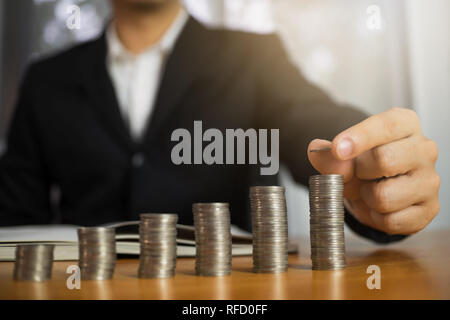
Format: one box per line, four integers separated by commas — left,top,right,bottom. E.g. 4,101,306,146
308,108,440,235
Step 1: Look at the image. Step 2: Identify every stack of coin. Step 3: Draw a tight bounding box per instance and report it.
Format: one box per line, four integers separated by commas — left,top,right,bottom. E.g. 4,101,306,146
309,174,346,270
13,244,54,282
77,227,116,280
250,186,288,273
193,203,232,276
138,213,178,278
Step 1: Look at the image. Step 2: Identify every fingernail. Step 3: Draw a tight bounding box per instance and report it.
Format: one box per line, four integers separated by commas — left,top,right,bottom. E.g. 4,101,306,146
337,138,354,159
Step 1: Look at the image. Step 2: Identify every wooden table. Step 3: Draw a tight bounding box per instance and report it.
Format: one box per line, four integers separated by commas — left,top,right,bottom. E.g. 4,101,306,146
1,229,449,300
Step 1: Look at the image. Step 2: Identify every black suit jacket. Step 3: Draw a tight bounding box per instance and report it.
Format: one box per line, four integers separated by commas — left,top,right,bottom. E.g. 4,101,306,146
0,17,405,243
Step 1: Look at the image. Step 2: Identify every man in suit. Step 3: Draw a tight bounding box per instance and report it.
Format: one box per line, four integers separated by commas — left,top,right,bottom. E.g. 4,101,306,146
0,0,440,243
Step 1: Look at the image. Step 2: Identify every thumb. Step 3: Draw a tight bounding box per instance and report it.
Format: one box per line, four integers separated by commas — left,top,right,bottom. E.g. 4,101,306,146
307,139,355,183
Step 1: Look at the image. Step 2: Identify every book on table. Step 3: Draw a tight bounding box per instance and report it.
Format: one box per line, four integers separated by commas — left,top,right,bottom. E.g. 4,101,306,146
0,221,298,261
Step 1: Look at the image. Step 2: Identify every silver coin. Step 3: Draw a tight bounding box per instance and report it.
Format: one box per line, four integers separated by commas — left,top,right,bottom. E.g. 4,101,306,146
250,186,289,274
13,244,54,282
77,226,117,280
193,203,232,277
138,213,178,278
309,175,346,271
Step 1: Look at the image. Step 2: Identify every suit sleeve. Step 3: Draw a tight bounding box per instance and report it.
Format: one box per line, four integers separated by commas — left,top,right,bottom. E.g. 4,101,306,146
0,66,53,226
254,34,407,244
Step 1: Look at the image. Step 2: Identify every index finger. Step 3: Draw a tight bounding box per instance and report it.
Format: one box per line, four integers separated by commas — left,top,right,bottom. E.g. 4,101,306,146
331,108,420,161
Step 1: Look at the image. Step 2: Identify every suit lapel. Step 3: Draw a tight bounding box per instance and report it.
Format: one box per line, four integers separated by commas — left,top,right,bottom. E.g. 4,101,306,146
143,18,219,145
80,34,135,153
78,18,217,152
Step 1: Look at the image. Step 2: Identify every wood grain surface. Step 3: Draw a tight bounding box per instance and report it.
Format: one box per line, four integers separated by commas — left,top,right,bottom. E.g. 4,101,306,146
1,229,449,300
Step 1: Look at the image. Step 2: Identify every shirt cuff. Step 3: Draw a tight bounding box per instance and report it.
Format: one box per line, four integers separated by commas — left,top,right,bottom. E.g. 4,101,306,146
344,207,409,244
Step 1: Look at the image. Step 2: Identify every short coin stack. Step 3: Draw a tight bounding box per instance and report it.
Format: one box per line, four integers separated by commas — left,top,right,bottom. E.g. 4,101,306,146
138,213,178,278
77,227,116,280
193,203,232,276
309,174,346,270
250,186,288,273
13,244,54,282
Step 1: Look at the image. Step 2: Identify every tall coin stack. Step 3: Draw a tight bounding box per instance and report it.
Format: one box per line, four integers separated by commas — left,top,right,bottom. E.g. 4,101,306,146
77,227,116,280
309,174,346,270
193,203,232,276
250,186,288,273
138,213,178,278
13,244,54,282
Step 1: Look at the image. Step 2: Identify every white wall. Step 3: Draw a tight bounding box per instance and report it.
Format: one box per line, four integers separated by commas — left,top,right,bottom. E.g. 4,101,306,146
271,0,413,237
406,0,450,230
211,0,450,235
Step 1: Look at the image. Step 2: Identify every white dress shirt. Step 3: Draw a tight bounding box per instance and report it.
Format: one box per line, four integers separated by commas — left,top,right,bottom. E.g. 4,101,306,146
106,9,189,141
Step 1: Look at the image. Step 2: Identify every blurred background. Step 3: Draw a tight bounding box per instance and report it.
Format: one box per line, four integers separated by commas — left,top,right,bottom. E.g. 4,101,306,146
0,0,448,238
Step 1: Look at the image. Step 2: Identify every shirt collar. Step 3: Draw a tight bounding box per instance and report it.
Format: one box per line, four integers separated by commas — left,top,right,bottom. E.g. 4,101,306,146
106,8,189,62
